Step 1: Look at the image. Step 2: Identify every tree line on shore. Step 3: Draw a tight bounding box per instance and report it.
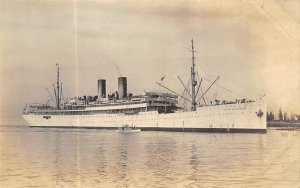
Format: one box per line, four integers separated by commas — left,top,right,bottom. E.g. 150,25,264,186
267,107,300,122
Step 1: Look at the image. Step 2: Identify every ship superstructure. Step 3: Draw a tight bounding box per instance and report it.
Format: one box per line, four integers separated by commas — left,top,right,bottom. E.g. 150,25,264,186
23,40,267,133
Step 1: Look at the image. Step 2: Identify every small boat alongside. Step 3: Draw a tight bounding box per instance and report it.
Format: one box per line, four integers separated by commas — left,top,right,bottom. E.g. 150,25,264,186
115,124,141,133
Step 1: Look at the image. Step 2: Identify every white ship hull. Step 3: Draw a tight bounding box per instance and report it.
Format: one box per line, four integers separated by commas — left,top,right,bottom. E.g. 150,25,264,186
23,98,266,133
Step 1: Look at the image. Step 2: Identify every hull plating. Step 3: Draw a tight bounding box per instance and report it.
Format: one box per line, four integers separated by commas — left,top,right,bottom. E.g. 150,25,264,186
23,98,266,133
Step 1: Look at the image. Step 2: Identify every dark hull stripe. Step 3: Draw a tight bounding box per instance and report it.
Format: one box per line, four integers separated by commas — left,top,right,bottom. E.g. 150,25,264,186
30,126,267,133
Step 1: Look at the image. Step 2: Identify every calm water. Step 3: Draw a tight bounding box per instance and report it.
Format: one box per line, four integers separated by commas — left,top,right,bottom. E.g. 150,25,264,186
0,126,299,188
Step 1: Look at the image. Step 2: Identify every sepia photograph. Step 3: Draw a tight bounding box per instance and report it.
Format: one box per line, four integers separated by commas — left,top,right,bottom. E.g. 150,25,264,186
0,0,299,187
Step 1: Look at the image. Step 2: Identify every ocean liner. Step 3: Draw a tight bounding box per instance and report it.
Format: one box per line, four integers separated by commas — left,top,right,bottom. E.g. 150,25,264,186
23,40,266,133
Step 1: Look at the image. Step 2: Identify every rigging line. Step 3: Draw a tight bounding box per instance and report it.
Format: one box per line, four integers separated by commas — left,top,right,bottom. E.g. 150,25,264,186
196,76,220,104
179,89,188,105
182,56,193,75
201,87,206,106
196,56,224,74
156,82,192,103
196,60,242,94
178,76,192,98
60,83,63,106
195,72,202,98
46,88,56,105
202,77,246,98
218,88,234,99
203,56,243,75
199,57,263,97
224,76,263,97
178,76,191,105
199,58,234,85
203,77,243,98
53,84,57,105
178,86,184,104
184,86,191,108
254,1,294,40
180,77,191,99
199,53,262,78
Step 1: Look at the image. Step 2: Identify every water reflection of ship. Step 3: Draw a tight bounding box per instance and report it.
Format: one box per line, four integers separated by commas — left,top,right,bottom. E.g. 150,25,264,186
96,145,108,177
111,134,133,187
189,143,200,178
145,135,176,184
53,131,63,186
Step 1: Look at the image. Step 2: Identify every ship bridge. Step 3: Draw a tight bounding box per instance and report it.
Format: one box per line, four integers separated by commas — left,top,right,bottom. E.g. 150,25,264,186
144,92,178,113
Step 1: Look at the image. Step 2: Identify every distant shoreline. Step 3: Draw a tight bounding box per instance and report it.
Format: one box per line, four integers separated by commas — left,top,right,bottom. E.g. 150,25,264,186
267,121,300,128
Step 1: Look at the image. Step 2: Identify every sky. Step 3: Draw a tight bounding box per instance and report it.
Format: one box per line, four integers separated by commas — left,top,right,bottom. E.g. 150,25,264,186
0,0,299,125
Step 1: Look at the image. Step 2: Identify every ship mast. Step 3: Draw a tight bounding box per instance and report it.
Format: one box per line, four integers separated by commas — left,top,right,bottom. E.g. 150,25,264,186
191,39,197,111
56,63,60,108
155,39,198,111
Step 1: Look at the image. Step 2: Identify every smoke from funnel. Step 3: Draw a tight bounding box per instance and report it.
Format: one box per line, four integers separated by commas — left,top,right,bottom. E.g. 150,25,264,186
115,65,122,77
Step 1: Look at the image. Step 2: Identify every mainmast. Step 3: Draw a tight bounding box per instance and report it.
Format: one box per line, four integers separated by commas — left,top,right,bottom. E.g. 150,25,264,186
191,39,197,111
155,39,198,111
56,63,60,108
